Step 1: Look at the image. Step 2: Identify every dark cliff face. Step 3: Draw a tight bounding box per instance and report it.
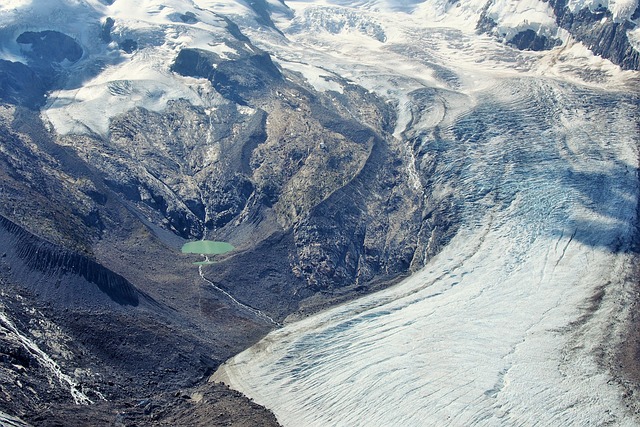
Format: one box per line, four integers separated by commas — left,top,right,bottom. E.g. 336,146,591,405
172,47,283,104
0,273,280,426
0,31,85,110
477,0,640,70
476,5,562,52
0,215,139,306
0,60,48,109
508,29,561,51
547,0,640,70
16,31,83,67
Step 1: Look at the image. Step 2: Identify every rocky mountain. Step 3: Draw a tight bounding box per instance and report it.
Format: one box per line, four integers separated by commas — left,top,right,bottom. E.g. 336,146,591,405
475,0,640,68
0,0,639,425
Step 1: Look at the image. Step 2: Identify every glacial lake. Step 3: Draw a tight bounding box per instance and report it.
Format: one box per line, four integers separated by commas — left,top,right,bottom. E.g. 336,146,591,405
181,241,234,264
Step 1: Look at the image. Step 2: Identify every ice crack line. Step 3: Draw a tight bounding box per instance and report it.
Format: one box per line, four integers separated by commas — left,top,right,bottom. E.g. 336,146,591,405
0,310,95,405
198,264,279,326
555,228,577,267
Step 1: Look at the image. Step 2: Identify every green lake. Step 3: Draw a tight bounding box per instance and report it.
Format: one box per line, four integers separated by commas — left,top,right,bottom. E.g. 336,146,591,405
181,241,235,255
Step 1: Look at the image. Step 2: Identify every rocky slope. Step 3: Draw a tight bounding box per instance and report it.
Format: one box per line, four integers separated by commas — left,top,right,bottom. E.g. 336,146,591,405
0,1,430,424
475,0,640,69
0,104,279,424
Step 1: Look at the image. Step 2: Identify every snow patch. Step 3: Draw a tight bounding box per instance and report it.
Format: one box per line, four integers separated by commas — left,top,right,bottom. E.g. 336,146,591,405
483,0,558,40
279,60,344,93
567,0,639,21
43,45,211,136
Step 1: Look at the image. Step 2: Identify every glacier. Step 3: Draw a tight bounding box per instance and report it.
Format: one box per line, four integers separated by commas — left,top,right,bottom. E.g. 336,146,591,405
213,1,640,426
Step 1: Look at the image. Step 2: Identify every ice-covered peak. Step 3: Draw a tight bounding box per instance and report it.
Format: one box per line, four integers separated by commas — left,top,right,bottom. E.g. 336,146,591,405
567,0,639,21
284,0,426,13
0,0,259,62
284,0,560,40
610,0,639,20
286,0,639,23
480,0,559,39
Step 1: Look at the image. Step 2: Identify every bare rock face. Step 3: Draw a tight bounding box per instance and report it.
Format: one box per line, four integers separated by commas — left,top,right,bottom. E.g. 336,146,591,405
476,0,640,70
162,48,438,314
0,215,139,306
0,61,48,109
172,47,283,104
0,276,279,427
0,31,84,110
16,31,83,67
548,1,640,70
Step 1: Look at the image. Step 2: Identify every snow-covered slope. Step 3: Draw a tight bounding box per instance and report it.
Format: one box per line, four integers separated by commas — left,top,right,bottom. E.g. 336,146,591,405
1,0,637,136
0,0,261,135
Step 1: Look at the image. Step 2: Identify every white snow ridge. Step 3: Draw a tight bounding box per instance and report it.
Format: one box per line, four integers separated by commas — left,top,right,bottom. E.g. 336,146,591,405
213,1,640,426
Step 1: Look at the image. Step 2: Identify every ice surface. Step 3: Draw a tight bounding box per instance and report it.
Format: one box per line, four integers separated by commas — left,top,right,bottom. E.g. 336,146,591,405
214,2,640,426
482,0,558,40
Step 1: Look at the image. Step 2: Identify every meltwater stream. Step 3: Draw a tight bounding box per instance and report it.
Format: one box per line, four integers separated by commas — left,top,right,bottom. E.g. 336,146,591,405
213,62,640,426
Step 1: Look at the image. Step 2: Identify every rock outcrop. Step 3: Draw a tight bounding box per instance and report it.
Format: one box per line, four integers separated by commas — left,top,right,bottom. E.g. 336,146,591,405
0,215,139,306
476,0,640,70
548,0,640,70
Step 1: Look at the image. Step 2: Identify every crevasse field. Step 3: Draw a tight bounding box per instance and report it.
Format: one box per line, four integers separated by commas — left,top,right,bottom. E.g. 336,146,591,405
213,0,640,425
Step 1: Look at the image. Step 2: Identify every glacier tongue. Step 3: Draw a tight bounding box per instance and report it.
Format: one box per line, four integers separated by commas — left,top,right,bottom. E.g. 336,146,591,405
213,78,639,424
213,2,640,425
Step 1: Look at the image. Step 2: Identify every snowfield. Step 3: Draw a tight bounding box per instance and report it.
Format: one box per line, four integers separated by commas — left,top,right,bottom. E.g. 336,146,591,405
0,0,251,136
